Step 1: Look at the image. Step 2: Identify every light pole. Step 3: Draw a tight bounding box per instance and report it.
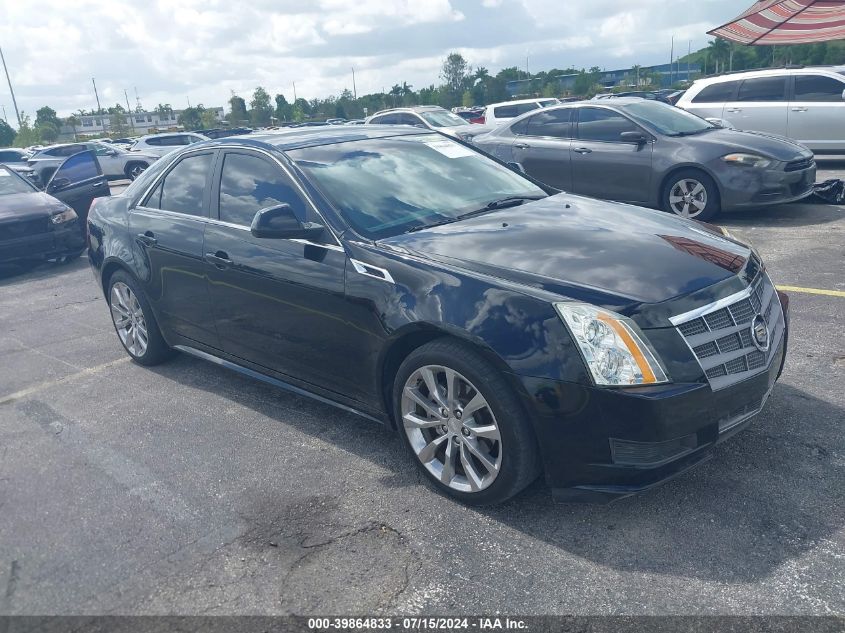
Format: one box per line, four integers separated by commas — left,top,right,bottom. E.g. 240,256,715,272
351,67,357,100
124,89,135,133
92,77,102,114
0,45,21,128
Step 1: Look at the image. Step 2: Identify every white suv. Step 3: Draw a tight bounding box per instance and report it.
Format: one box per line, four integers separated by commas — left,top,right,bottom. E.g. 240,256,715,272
482,98,560,127
676,66,845,153
129,132,209,157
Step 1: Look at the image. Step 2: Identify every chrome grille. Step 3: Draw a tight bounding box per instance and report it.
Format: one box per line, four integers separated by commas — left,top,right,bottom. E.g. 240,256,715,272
670,272,785,391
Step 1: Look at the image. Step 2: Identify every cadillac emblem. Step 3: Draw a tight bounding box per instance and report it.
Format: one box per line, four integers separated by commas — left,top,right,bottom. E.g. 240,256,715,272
751,314,770,352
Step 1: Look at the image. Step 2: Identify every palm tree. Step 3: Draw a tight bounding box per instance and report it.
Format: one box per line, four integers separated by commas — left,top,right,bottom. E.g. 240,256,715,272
65,115,80,141
708,38,731,74
389,84,402,106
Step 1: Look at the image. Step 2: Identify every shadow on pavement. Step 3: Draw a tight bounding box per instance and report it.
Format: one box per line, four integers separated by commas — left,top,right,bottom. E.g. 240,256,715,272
0,254,87,285
147,352,844,584
722,201,845,228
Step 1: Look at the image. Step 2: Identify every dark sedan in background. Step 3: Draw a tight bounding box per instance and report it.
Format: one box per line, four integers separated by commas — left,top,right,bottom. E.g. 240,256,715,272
88,128,788,505
473,98,816,221
0,151,108,266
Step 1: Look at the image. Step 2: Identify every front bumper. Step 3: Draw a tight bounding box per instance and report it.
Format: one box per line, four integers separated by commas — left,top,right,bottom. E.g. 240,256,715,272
718,162,815,210
515,296,789,502
0,221,85,264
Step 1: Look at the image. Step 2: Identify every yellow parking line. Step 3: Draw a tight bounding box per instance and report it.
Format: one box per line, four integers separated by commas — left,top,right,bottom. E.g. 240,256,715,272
776,285,845,298
0,357,130,406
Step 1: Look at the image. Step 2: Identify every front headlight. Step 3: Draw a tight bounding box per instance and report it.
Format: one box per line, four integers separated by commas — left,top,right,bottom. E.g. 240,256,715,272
722,153,773,168
554,302,669,386
50,207,78,224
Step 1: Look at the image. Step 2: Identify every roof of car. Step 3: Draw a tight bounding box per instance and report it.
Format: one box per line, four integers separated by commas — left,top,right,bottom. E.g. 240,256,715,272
371,106,446,116
692,65,845,85
138,132,208,140
199,125,436,152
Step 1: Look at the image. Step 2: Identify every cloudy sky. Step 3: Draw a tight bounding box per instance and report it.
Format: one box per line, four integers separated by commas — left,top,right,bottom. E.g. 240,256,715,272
1,0,740,124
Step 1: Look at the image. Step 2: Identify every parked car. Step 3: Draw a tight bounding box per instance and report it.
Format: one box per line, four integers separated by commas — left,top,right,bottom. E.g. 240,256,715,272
593,91,672,103
473,98,815,220
28,141,159,183
129,132,209,157
88,126,788,505
0,148,40,187
480,98,560,127
676,66,845,153
195,127,252,139
454,108,485,123
365,106,488,141
1,152,108,265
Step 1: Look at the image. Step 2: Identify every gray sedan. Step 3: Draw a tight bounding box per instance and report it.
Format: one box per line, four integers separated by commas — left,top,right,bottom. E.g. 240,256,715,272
472,98,816,221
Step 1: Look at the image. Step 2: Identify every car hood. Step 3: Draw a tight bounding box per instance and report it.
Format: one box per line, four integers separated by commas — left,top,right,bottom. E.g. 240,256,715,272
0,191,68,222
682,127,812,161
379,194,751,306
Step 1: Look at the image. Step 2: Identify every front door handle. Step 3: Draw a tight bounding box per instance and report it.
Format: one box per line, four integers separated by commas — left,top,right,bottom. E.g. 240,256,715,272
92,181,105,188
513,142,531,149
205,250,233,269
791,107,808,112
725,108,743,113
135,231,157,247
572,147,592,154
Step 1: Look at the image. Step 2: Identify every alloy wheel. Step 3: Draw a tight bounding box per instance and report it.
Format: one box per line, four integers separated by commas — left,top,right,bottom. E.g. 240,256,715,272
129,164,146,179
110,281,148,357
668,178,708,218
401,365,502,493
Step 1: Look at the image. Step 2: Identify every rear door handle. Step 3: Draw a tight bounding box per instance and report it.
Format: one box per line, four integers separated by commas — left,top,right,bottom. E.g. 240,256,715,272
205,250,232,268
513,143,531,149
725,108,742,113
572,147,592,154
791,107,808,112
135,231,157,247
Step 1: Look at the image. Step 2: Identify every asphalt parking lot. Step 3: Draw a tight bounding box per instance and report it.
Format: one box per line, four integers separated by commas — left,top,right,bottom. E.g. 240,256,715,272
0,169,843,616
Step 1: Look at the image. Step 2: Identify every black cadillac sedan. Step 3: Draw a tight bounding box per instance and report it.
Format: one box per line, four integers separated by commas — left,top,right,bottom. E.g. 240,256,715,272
87,127,789,505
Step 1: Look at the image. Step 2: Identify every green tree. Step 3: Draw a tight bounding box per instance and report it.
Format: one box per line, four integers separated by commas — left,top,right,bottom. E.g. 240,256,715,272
200,108,219,128
228,93,248,124
154,103,173,116
178,105,205,131
0,119,16,146
249,86,273,127
65,115,80,141
274,93,293,122
12,113,40,148
35,106,62,132
109,111,130,137
440,52,469,94
461,90,474,107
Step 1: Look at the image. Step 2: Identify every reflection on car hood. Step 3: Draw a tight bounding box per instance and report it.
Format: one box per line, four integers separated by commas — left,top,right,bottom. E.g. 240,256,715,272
0,192,67,221
689,128,812,161
380,194,751,305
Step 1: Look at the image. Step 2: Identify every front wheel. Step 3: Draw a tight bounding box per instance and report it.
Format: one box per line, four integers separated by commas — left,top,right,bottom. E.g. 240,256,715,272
126,162,148,180
662,169,720,221
394,339,540,505
107,270,173,366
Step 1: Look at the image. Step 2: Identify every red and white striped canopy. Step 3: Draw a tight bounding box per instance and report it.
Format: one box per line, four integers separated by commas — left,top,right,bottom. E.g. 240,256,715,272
708,0,845,45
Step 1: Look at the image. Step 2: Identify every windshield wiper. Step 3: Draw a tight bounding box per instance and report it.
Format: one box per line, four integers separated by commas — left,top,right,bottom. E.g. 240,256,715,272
670,128,713,137
405,196,545,233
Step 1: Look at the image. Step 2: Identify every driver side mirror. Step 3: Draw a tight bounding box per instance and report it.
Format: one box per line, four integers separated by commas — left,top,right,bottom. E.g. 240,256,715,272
620,131,648,145
250,204,324,240
47,176,70,193
841,88,845,101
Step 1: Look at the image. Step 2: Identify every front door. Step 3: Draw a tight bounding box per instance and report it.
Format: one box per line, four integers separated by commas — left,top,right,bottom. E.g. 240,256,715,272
46,150,109,237
788,73,845,152
571,106,653,203
511,107,574,190
129,149,219,347
203,150,351,394
722,75,789,136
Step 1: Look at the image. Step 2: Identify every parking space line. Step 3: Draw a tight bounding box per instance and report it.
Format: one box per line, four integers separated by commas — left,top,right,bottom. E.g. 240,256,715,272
0,357,130,405
776,285,845,298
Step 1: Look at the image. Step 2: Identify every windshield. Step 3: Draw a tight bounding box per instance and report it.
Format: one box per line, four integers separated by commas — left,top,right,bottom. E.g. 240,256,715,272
419,110,468,128
623,101,714,136
289,134,547,239
0,167,36,195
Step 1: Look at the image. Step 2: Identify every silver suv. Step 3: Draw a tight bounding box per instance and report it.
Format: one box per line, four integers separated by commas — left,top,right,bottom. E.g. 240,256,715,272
364,106,487,141
677,66,845,153
27,141,160,183
129,132,209,157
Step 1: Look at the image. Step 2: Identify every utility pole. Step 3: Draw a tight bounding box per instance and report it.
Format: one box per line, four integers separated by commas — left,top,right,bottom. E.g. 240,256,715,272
134,86,142,112
92,77,102,114
351,67,357,100
1,105,6,121
669,36,674,85
0,45,21,128
124,89,135,133
292,82,297,103
687,41,691,81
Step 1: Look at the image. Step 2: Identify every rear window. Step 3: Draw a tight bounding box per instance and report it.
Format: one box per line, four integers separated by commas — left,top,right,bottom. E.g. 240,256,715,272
794,74,845,101
691,81,740,103
736,76,787,102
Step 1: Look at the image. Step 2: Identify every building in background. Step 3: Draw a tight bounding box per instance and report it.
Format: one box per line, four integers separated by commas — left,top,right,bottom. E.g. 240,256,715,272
59,107,225,140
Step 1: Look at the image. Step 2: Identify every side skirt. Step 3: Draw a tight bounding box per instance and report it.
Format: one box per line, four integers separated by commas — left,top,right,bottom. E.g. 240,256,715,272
173,344,385,426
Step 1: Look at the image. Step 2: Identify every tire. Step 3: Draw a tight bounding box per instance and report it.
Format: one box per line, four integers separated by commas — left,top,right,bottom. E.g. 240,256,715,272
125,162,149,180
393,339,540,505
106,270,174,366
661,169,721,221
57,249,84,264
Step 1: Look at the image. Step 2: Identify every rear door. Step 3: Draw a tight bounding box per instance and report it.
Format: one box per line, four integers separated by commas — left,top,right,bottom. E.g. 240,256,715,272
788,73,845,152
683,80,740,120
571,106,653,203
129,149,220,347
45,150,109,236
510,108,574,190
723,75,788,135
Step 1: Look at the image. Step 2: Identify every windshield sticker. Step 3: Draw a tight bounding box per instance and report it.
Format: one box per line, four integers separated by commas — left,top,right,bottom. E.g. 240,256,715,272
0,171,10,177
424,139,475,158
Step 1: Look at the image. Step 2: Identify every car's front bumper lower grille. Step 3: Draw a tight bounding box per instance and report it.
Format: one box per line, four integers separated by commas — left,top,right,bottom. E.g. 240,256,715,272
670,271,785,391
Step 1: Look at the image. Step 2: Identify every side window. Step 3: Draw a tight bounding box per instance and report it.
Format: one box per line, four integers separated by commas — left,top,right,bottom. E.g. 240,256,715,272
691,81,740,103
53,151,100,183
92,143,112,156
577,108,637,142
736,76,787,102
144,138,160,146
373,114,399,124
0,151,17,161
515,103,540,116
794,74,845,102
524,108,573,138
154,152,213,217
397,114,421,126
218,153,306,226
493,104,517,118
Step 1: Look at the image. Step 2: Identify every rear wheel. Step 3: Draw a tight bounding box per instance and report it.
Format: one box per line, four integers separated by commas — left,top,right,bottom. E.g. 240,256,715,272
662,169,720,221
394,339,540,505
107,270,173,366
125,162,148,180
